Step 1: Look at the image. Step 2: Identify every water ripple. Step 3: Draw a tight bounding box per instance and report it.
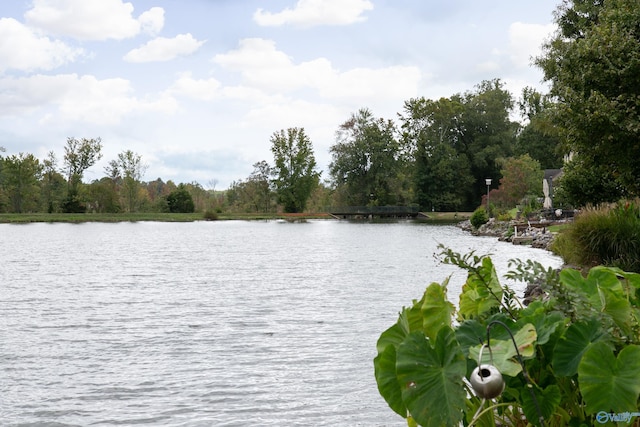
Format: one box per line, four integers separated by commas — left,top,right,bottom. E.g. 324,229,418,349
0,221,562,426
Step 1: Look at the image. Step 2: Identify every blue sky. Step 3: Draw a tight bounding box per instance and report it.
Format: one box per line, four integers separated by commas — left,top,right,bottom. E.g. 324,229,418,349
0,0,558,189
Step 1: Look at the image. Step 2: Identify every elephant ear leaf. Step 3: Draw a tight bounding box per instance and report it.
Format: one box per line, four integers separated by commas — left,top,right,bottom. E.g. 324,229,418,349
374,317,413,418
421,281,454,341
458,257,503,320
469,323,537,377
374,344,407,418
552,318,607,377
521,384,561,427
396,327,466,427
578,342,640,414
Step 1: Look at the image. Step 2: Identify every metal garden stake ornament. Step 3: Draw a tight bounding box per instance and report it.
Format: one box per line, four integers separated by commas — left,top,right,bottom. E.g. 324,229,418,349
468,320,545,427
469,343,505,399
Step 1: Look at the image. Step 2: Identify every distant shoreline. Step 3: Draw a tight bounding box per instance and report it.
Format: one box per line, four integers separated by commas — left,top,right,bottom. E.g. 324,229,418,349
0,211,471,224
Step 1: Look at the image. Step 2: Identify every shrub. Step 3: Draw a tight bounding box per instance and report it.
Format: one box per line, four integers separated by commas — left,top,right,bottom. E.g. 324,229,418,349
470,206,489,229
166,184,195,213
552,200,640,272
374,247,640,426
203,209,218,221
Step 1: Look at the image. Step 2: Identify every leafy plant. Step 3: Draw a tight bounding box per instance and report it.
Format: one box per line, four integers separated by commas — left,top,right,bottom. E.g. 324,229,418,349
374,246,640,426
470,207,489,229
552,200,640,272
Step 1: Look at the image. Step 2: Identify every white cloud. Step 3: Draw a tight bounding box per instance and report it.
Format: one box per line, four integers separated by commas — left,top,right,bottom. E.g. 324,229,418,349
0,17,82,72
319,66,421,101
0,74,66,115
253,0,373,28
138,7,164,36
0,74,177,124
213,38,308,91
167,72,221,101
214,39,291,70
24,0,164,41
124,33,205,63
508,22,555,68
213,38,421,105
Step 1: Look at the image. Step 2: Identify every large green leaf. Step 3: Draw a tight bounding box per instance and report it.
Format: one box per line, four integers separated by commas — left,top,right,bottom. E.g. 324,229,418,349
587,266,624,293
469,323,537,377
615,269,640,293
421,281,454,341
560,267,635,338
374,300,426,418
578,342,640,414
598,287,633,337
560,268,594,295
374,305,421,418
376,322,406,354
521,384,561,427
517,302,565,346
458,257,503,320
399,297,426,336
613,268,640,289
396,328,466,427
552,318,608,377
374,344,407,418
455,320,485,357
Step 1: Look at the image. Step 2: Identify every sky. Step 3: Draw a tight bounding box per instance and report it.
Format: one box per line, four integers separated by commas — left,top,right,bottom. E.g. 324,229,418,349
0,0,559,189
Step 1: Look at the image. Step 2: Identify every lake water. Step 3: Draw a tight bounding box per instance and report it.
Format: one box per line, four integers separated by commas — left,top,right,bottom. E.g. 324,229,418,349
0,220,562,426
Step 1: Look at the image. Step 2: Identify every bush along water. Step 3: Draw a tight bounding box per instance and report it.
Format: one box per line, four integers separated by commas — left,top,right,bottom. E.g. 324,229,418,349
552,200,640,272
470,206,489,229
374,246,640,426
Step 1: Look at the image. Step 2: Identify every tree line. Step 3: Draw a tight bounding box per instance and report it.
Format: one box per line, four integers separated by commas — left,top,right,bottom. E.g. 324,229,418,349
0,138,197,214
225,0,640,214
230,78,564,214
2,0,638,215
0,77,560,215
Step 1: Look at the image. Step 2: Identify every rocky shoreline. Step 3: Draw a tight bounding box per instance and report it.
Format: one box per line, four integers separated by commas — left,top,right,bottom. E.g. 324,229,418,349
457,218,556,250
457,218,564,305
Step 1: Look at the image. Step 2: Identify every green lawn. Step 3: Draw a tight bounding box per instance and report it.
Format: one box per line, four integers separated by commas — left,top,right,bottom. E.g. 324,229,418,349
0,211,473,224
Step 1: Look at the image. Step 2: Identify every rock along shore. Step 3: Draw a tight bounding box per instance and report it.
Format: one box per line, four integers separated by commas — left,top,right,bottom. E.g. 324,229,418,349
457,218,565,305
457,218,555,251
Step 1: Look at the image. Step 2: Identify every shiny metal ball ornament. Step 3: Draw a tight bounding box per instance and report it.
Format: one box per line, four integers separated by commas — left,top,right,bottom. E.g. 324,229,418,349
469,364,505,399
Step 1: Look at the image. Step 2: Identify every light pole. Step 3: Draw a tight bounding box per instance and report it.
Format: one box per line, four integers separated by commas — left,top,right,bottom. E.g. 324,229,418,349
485,178,492,216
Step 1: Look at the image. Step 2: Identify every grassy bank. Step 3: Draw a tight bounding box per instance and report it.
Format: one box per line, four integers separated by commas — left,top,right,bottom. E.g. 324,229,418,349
0,211,468,224
417,211,472,223
0,212,333,223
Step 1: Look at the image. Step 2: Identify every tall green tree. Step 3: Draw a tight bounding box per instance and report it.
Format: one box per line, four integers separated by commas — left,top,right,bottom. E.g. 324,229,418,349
514,87,564,169
555,157,625,207
555,0,604,40
87,177,121,213
247,160,274,213
0,146,6,211
225,162,275,213
184,182,207,212
400,80,517,211
270,127,320,213
62,137,103,212
537,0,640,203
105,150,147,212
329,108,409,206
1,152,42,213
41,151,66,213
401,97,473,211
458,79,519,208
